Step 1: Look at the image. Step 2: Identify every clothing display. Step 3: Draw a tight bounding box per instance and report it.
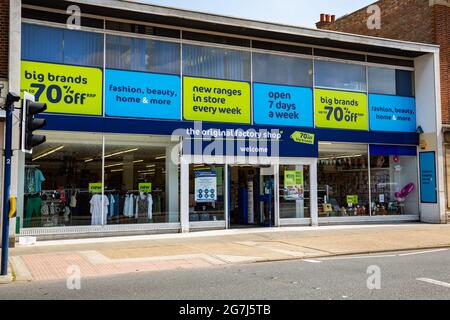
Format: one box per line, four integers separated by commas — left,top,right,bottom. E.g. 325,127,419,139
135,193,153,221
24,195,42,228
24,167,45,194
89,194,109,225
123,194,135,217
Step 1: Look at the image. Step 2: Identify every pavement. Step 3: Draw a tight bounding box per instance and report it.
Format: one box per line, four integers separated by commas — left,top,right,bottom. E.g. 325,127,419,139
5,223,450,283
1,247,449,299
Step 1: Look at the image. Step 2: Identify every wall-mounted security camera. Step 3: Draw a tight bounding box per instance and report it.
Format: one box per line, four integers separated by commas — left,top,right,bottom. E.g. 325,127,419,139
416,126,424,134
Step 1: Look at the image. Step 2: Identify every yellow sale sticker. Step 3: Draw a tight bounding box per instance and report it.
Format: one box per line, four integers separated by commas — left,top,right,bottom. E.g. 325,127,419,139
139,183,152,193
21,60,103,115
89,183,103,194
315,89,368,130
347,195,359,205
291,131,315,145
183,76,251,124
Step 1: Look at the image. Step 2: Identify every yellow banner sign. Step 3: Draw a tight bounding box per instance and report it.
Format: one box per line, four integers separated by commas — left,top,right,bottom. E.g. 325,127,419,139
347,195,359,205
139,183,152,193
315,89,368,130
21,60,103,115
89,183,103,194
183,76,251,124
291,131,315,145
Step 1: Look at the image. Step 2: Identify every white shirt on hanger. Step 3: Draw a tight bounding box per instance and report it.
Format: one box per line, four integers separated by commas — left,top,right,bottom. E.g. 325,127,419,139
90,194,109,225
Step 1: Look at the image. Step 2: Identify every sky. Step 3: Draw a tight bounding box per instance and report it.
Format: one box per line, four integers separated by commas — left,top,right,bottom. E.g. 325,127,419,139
134,0,376,28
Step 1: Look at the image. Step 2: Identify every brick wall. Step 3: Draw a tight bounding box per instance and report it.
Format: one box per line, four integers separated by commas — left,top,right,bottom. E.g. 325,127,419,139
319,0,434,43
0,0,9,80
319,0,450,123
434,4,450,124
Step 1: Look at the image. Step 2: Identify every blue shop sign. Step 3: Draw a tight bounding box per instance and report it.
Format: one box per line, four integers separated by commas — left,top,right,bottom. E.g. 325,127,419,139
105,69,181,120
253,83,313,127
419,151,437,204
369,94,416,132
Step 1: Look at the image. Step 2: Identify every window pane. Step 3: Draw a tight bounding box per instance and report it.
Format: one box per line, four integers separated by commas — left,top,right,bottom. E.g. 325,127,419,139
253,52,313,87
104,134,180,224
183,44,250,81
106,35,180,74
370,154,419,215
318,143,370,217
64,29,104,67
189,165,225,221
22,24,64,63
315,60,366,92
22,131,103,228
368,67,396,95
279,165,310,218
396,70,415,97
21,24,103,67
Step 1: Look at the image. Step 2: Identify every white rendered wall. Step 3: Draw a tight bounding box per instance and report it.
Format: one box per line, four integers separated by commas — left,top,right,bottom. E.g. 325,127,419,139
414,52,446,223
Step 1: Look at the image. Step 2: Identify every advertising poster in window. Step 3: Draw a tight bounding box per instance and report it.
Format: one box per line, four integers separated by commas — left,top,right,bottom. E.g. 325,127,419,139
315,89,368,130
253,83,313,127
105,69,181,120
195,170,217,203
369,94,416,132
21,60,103,115
284,170,304,200
183,76,251,124
419,152,437,203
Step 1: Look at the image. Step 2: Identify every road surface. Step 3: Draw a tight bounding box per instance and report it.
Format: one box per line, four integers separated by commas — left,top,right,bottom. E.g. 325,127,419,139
1,248,449,300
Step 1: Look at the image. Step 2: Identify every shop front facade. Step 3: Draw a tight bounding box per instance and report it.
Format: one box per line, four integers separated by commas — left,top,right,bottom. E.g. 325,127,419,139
12,0,444,238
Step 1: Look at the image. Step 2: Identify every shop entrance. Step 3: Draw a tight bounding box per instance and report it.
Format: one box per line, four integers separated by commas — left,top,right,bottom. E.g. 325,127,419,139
228,165,275,228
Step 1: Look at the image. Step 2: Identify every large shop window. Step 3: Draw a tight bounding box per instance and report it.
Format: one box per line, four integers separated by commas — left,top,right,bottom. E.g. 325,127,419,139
315,60,366,92
369,145,419,215
189,165,225,222
183,44,251,81
22,24,103,67
318,143,370,217
104,134,180,225
252,53,313,87
23,131,103,228
106,35,180,74
22,132,180,229
279,165,311,219
369,67,415,96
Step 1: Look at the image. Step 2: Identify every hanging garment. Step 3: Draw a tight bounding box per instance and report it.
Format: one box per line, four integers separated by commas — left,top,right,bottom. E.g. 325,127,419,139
24,195,42,228
135,193,153,222
24,168,46,194
123,194,135,217
89,194,109,226
108,194,116,219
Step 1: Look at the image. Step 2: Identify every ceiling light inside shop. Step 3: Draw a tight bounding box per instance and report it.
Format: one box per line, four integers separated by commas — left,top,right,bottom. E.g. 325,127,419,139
111,169,124,172
138,169,156,173
319,154,363,161
105,162,123,168
146,164,156,168
155,155,166,160
104,148,139,159
133,160,144,164
32,146,64,161
84,158,94,163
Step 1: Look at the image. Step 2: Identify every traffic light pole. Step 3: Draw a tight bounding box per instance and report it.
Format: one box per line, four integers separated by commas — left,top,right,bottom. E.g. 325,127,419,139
1,93,18,276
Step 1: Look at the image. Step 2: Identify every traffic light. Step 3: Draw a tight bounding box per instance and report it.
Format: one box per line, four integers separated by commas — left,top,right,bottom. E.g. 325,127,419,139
22,98,47,153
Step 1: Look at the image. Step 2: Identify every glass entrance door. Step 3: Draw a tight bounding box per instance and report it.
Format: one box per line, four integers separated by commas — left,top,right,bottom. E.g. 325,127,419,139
259,166,275,227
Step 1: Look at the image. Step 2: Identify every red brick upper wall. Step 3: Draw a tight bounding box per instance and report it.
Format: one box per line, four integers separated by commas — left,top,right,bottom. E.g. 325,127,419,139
319,0,434,44
0,0,9,79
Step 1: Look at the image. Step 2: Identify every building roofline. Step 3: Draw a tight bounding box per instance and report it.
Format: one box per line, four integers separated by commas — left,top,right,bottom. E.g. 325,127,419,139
63,0,440,55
